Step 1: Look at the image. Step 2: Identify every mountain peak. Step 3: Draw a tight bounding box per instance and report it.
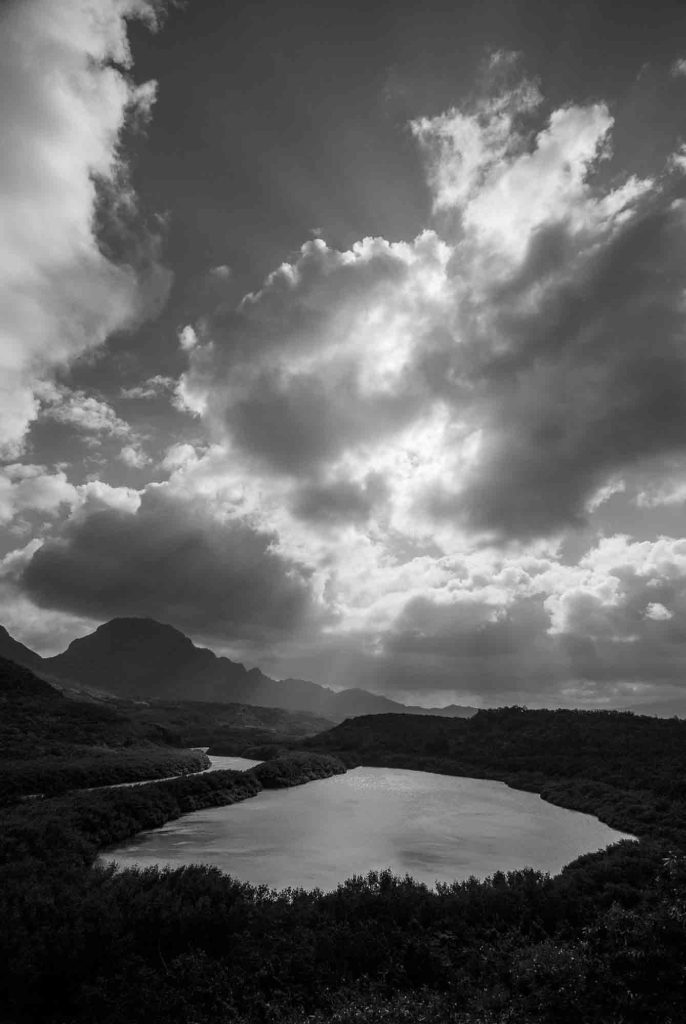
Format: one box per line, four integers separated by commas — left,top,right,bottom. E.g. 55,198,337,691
91,617,191,642
61,617,197,658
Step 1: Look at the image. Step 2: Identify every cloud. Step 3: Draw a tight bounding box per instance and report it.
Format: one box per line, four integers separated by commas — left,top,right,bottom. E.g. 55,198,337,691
635,463,686,507
0,465,77,524
410,77,543,215
292,473,388,526
37,383,133,437
175,80,686,547
0,540,98,656
178,233,451,464
20,486,325,642
0,463,140,528
73,480,141,517
273,535,686,705
209,265,231,281
120,375,176,400
178,325,199,351
0,0,170,457
645,602,672,621
118,444,152,468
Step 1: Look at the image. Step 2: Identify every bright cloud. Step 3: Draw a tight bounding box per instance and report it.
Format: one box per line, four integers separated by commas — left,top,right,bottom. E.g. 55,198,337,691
120,375,176,400
0,0,169,457
0,465,77,524
37,383,133,438
0,463,141,527
179,83,685,550
119,444,152,468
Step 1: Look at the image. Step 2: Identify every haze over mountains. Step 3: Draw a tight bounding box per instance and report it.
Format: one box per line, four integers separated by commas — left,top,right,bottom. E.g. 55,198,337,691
0,618,476,723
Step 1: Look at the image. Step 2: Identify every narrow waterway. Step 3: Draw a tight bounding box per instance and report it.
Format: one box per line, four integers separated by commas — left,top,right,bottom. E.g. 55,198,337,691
88,754,261,792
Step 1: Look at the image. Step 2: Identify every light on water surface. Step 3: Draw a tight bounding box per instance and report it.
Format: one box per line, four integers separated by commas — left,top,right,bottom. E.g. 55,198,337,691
104,767,634,891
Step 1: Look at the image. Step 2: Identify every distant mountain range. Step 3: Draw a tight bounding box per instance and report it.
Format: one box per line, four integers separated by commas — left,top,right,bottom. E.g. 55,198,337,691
0,618,477,723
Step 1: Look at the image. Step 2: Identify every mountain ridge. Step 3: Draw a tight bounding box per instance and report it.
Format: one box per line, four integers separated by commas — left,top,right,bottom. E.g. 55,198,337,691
0,625,44,672
1,618,477,722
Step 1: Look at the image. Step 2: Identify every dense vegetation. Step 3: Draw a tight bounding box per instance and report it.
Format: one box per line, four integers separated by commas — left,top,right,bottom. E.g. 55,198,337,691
0,657,215,803
0,746,211,805
126,698,333,754
1,840,683,1023
306,707,686,845
0,657,177,757
2,674,686,1023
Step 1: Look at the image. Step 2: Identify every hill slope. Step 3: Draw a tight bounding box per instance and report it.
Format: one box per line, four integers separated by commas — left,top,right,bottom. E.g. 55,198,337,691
306,706,686,801
0,655,212,801
0,625,43,671
0,655,173,758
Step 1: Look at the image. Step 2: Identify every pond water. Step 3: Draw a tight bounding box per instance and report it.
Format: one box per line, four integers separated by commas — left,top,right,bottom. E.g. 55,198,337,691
104,765,633,890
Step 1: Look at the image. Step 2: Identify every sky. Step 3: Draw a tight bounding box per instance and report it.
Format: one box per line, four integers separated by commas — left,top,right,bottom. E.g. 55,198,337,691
3,0,686,711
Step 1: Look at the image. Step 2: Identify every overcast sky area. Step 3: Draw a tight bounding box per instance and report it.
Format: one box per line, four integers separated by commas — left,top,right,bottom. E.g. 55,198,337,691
4,0,686,710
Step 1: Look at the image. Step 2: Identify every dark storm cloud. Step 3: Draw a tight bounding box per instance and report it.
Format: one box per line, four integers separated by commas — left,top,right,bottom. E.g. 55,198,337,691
429,193,686,539
227,367,420,475
20,488,321,641
292,473,388,525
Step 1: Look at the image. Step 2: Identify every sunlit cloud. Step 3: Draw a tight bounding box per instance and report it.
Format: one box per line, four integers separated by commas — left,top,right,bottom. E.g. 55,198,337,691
0,0,170,457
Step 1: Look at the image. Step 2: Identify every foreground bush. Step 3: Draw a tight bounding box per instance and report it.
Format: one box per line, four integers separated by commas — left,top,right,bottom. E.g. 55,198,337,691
0,851,683,1024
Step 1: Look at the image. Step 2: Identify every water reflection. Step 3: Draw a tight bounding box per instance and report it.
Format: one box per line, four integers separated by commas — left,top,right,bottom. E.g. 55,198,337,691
104,766,633,890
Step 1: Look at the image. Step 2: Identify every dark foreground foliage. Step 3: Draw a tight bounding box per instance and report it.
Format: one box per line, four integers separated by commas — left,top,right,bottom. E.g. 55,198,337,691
2,705,686,1023
1,845,684,1024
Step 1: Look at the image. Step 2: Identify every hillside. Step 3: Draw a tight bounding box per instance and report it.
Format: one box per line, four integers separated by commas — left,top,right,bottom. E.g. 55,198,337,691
28,617,476,721
0,656,175,758
0,656,210,801
307,706,686,793
0,625,43,671
127,699,334,753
